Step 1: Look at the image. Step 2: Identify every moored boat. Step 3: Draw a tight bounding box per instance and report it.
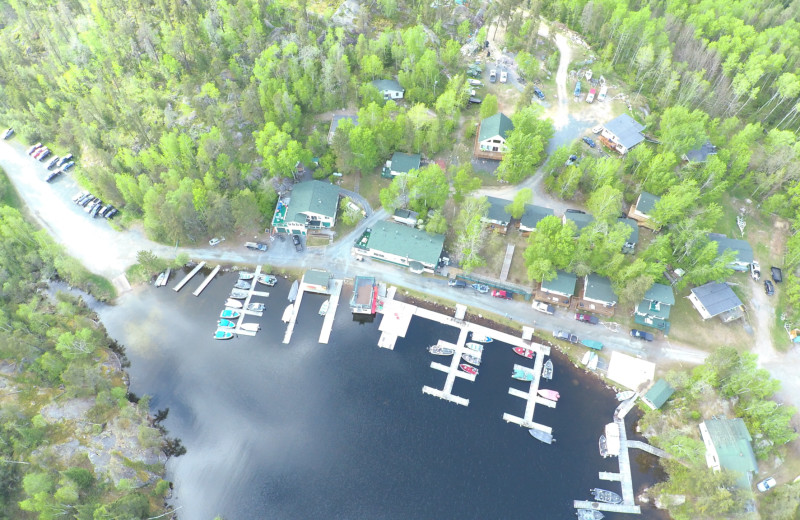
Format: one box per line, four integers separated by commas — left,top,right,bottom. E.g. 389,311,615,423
241,323,260,332
225,298,243,309
590,488,622,504
218,319,236,328
538,389,560,401
288,280,299,302
220,309,241,319
529,427,555,444
513,346,534,359
470,334,493,343
512,368,535,381
576,509,604,520
542,359,553,380
230,289,248,299
161,268,171,286
465,342,484,352
459,363,478,376
281,304,294,323
154,271,166,287
319,300,330,316
598,434,608,457
238,272,255,280
213,330,234,340
258,274,278,286
427,345,455,356
616,390,635,401
247,302,265,312
461,353,481,366
234,280,251,290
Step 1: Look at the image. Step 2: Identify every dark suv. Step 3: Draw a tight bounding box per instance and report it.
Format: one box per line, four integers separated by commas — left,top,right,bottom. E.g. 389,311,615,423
764,280,775,296
448,279,467,288
630,329,654,341
292,234,303,252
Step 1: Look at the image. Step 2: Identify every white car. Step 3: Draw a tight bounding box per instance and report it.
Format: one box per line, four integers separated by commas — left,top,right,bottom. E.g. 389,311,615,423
757,477,776,492
500,71,508,83
209,237,224,246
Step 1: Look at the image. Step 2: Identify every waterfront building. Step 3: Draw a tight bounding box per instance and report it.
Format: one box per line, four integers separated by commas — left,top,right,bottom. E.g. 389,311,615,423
271,180,340,235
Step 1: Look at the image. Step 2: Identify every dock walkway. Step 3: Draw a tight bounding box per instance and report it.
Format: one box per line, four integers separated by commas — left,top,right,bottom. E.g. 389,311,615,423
502,344,553,432
628,441,669,458
173,261,206,292
422,328,473,406
283,281,305,344
230,265,270,337
193,265,220,296
318,279,343,344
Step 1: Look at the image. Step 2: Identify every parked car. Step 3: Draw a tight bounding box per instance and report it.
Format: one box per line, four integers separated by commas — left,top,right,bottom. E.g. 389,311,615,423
46,156,59,169
448,278,467,288
58,153,73,167
492,289,511,299
771,266,783,283
27,143,42,155
750,260,761,280
468,97,482,104
37,149,51,161
209,237,223,246
630,329,654,341
500,70,508,83
489,69,497,83
245,241,268,251
45,170,61,183
757,477,777,492
533,87,545,100
105,207,118,219
764,279,775,295
532,301,555,315
575,313,599,324
62,161,75,171
565,154,578,166
582,136,596,148
292,234,303,252
554,330,579,343
3,128,14,139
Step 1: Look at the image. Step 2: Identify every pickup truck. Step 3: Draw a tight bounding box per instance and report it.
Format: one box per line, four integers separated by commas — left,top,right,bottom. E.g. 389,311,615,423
554,330,579,343
532,301,555,315
244,242,268,252
489,69,497,83
751,261,760,280
575,313,599,324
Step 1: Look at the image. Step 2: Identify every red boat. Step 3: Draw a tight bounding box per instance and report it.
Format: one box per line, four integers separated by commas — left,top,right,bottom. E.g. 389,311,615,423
538,389,560,401
459,363,479,376
513,346,534,359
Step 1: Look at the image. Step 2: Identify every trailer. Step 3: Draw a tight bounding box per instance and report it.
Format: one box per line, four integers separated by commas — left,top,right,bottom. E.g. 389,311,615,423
587,88,596,103
574,80,581,97
598,85,608,101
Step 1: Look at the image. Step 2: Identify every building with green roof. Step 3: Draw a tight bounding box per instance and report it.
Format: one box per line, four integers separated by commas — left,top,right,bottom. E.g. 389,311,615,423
382,152,421,178
271,180,340,235
628,192,661,229
708,233,754,271
353,221,444,273
482,196,512,232
642,379,675,410
618,217,639,254
700,417,758,489
538,270,577,307
519,204,555,233
635,283,675,333
477,113,514,156
582,273,618,308
371,79,404,100
302,269,331,293
562,212,595,233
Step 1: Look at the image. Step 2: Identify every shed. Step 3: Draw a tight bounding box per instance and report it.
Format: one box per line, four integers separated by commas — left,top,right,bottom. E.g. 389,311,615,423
641,379,675,410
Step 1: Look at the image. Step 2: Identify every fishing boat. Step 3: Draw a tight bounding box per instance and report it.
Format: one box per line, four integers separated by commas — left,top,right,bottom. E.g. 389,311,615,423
230,289,248,299
220,309,241,319
513,346,534,359
234,280,251,290
470,334,493,343
218,319,236,329
604,423,621,457
529,427,555,444
288,280,299,302
459,364,478,376
512,368,535,381
538,389,560,401
225,298,243,309
247,302,265,312
427,345,455,356
616,390,636,401
590,488,622,504
576,509,604,520
319,300,330,316
465,342,484,352
238,272,255,280
154,271,166,287
461,353,481,366
598,434,608,457
581,351,592,365
581,339,603,350
241,323,260,332
587,353,599,371
471,283,489,293
213,330,234,340
257,274,278,286
161,268,171,286
281,304,294,323
542,359,553,380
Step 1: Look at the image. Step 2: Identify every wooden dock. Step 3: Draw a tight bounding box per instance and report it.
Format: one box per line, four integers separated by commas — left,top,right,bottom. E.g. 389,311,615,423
502,344,554,432
318,279,343,344
499,244,515,281
193,265,220,296
173,261,206,292
628,440,670,458
572,501,641,514
421,328,473,407
225,265,270,337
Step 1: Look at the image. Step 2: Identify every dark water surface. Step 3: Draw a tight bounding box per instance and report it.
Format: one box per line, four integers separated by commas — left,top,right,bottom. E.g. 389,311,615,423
99,270,667,519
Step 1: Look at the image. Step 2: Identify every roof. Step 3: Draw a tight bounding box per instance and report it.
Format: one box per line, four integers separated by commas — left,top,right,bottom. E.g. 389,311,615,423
685,142,717,162
635,192,660,215
541,270,577,296
606,351,655,391
709,234,754,264
644,283,675,306
371,79,404,93
604,114,645,149
390,152,421,174
520,204,555,229
479,112,514,142
361,221,444,266
303,269,330,287
484,196,512,225
584,273,617,304
393,208,419,220
643,379,675,409
618,217,638,244
702,417,758,487
329,115,358,140
563,212,594,231
690,282,743,317
287,180,340,222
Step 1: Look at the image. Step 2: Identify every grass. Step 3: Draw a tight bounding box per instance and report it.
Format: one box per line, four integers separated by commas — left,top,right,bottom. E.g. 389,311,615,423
306,235,330,247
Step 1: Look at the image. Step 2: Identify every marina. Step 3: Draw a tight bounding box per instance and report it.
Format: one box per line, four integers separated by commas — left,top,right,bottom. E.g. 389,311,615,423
193,265,221,296
281,271,344,345
217,265,271,337
173,261,206,292
503,340,555,434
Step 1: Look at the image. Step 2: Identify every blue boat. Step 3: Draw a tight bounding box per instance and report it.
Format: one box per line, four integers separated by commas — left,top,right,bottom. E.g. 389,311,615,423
581,339,603,350
213,330,234,340
574,80,582,97
218,319,236,328
220,309,241,319
512,368,535,381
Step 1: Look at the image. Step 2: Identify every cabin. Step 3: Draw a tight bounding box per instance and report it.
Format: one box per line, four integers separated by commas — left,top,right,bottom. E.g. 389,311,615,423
302,269,331,293
688,282,744,322
518,204,555,234
708,233,754,272
271,180,339,235
683,142,717,163
535,270,577,308
482,196,513,234
562,212,594,233
392,208,419,227
634,283,675,333
699,417,758,489
328,115,358,144
475,112,514,160
353,221,444,274
641,379,675,410
599,114,645,155
575,274,617,317
618,217,639,254
382,152,421,178
371,79,405,100
627,191,660,230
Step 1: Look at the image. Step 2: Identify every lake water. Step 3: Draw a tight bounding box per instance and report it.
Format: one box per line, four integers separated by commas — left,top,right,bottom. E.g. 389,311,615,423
98,269,668,519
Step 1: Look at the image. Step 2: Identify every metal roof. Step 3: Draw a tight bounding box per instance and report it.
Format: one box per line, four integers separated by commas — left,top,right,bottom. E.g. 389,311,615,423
690,282,743,317
702,418,757,488
390,152,421,174
303,269,330,287
520,204,555,229
635,192,660,215
643,379,675,409
584,273,617,304
541,270,577,296
286,180,340,222
618,217,639,244
361,221,444,267
604,114,645,149
329,115,358,141
563,212,594,231
484,196,512,225
685,142,717,162
479,112,514,142
709,234,754,264
371,79,404,93
643,283,675,306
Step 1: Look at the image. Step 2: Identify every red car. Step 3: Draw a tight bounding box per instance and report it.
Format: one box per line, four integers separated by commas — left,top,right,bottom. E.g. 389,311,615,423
575,313,599,325
492,289,511,299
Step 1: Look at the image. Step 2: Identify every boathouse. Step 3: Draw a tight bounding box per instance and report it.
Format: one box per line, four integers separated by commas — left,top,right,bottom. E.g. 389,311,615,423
350,276,377,314
353,221,444,273
302,269,331,293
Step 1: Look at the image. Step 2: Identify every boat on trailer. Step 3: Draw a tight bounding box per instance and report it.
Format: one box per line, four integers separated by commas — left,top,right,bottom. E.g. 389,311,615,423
465,342,484,353
213,330,234,340
225,298,243,309
590,488,622,504
470,334,493,343
220,309,241,319
542,359,553,380
427,345,455,356
529,427,555,444
461,352,482,366
513,346,534,359
471,283,489,293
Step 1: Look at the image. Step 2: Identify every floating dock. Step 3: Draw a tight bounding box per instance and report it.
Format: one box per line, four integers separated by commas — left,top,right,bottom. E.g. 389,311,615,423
224,265,270,337
318,279,342,344
502,341,554,432
421,328,473,407
173,261,206,292
283,282,305,343
193,265,220,296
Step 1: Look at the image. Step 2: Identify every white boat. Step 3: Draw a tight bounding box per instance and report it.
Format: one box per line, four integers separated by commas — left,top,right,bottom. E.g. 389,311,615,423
616,390,635,401
161,268,171,286
427,345,455,356
238,272,255,280
529,427,555,444
281,304,294,323
154,271,166,287
576,509,604,520
470,334,493,343
599,434,608,457
461,352,481,366
465,342,484,353
241,323,260,332
587,352,599,371
247,302,265,312
319,300,330,316
230,289,248,299
288,280,299,302
542,359,553,380
581,351,592,365
225,298,243,309
234,280,251,290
